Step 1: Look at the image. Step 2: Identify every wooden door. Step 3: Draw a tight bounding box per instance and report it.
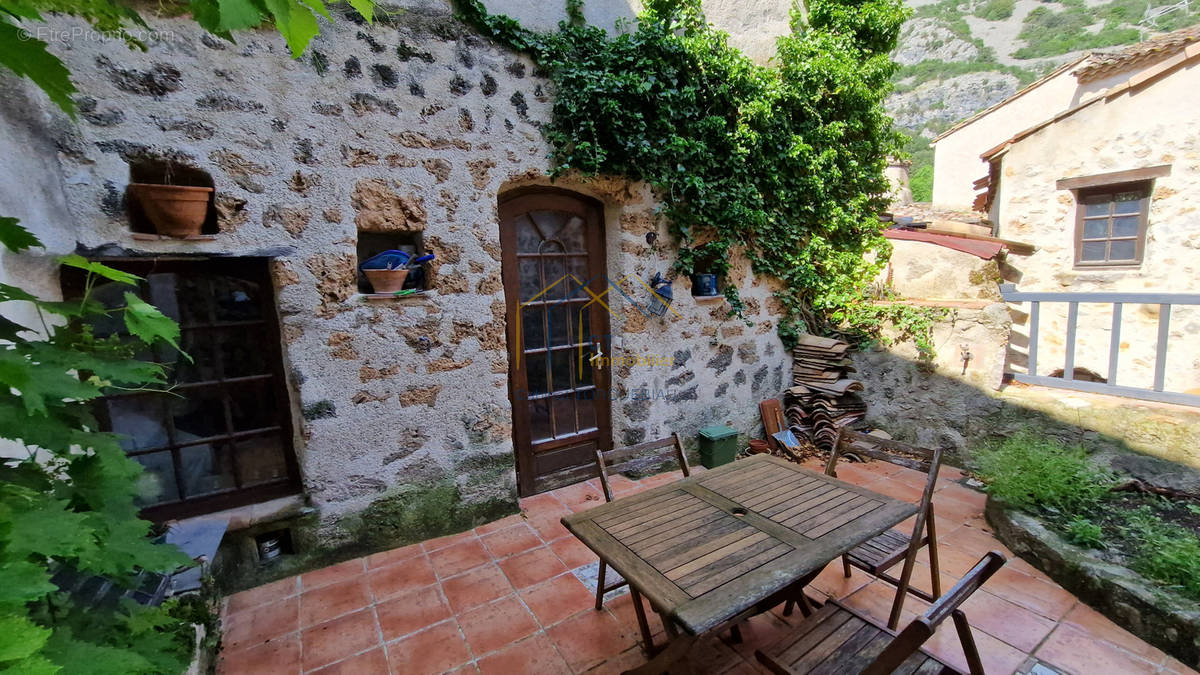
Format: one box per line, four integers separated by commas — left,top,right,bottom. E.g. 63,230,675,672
499,190,612,496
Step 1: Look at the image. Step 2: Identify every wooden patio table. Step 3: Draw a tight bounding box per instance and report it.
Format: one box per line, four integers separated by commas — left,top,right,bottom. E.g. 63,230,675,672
561,454,918,675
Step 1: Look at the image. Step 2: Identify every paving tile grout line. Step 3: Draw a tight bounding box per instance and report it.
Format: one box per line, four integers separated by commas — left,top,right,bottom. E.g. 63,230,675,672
221,464,1193,675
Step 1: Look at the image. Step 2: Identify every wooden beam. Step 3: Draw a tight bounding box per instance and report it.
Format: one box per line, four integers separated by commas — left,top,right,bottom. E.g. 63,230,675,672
1056,165,1171,191
1028,301,1039,378
999,284,1200,305
917,227,1036,255
1154,304,1171,392
1064,302,1078,381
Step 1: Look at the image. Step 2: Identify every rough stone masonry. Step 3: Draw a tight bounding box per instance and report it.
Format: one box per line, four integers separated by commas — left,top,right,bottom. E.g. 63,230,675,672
0,0,791,569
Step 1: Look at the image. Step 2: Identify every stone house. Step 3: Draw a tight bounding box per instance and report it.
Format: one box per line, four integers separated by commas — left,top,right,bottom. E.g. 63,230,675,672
978,28,1200,397
929,57,1089,210
0,1,797,584
929,25,1200,211
844,29,1200,469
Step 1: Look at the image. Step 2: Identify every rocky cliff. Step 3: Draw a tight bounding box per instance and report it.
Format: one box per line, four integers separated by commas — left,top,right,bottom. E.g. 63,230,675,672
887,0,1200,199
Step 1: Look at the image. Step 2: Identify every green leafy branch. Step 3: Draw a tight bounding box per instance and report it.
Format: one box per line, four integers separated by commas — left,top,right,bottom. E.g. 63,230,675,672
459,0,936,353
0,0,375,116
0,217,200,674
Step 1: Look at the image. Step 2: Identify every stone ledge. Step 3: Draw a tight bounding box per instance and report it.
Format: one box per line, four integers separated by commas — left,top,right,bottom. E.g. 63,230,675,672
985,497,1200,668
182,494,312,532
130,233,219,241
355,291,434,303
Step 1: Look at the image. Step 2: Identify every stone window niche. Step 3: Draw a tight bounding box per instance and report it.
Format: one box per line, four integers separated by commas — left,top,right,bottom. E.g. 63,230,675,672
126,158,219,238
687,249,724,301
357,231,427,294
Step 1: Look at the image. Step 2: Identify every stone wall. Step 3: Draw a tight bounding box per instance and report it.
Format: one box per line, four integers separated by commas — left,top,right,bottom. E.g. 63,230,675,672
852,302,1013,453
883,239,1006,302
0,1,789,562
993,59,1200,395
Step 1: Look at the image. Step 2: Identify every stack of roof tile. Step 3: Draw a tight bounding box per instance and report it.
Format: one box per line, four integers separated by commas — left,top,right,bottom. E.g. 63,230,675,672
784,335,866,451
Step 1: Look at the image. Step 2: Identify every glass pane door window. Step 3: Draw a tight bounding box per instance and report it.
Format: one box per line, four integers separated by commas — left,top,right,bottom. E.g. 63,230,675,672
67,258,300,520
1076,184,1150,266
500,190,612,496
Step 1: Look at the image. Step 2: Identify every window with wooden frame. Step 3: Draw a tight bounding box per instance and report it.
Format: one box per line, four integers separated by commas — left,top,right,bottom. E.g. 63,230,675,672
1058,165,1169,268
62,258,300,521
1074,182,1151,266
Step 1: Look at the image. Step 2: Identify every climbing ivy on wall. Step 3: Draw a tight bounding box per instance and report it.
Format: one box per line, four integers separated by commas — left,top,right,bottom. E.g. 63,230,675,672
459,0,942,352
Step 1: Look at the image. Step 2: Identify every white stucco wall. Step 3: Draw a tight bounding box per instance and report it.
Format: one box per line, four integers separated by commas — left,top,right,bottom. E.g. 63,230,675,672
993,58,1200,394
0,79,77,323
931,67,1081,210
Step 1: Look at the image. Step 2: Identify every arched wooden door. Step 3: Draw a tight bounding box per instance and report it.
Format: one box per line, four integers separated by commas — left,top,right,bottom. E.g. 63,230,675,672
499,189,612,496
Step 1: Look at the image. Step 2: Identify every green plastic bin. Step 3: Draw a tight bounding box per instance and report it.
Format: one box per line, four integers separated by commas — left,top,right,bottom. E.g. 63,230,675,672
697,425,738,468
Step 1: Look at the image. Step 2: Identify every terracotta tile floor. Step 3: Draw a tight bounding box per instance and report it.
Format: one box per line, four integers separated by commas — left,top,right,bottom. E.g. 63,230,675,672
219,461,1198,675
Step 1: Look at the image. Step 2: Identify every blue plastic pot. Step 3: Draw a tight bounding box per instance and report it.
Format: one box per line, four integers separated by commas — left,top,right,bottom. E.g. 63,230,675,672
691,273,719,297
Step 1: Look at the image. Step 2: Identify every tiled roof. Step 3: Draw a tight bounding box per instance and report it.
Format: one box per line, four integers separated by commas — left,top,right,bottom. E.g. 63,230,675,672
1073,25,1200,82
882,228,1007,259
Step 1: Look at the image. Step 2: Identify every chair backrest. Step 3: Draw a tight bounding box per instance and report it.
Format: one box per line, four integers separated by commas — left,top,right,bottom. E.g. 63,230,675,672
593,432,690,502
825,427,939,477
826,428,943,535
864,551,1007,675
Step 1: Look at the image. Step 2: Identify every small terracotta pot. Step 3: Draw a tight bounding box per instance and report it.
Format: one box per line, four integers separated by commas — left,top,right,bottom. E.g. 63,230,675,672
748,439,770,454
130,183,213,238
365,268,410,293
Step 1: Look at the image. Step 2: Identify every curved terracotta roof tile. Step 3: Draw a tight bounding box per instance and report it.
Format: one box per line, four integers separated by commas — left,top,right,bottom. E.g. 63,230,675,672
1073,25,1200,83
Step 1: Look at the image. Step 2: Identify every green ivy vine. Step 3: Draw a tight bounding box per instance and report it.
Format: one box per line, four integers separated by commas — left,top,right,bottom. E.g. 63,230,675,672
459,0,943,353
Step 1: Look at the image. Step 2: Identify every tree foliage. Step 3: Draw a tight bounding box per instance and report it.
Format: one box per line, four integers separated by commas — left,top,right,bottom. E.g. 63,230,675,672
460,0,937,349
0,219,197,674
0,0,374,116
0,0,376,666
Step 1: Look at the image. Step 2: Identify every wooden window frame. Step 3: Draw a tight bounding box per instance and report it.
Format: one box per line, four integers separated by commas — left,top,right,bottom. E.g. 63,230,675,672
62,257,301,521
1072,180,1153,268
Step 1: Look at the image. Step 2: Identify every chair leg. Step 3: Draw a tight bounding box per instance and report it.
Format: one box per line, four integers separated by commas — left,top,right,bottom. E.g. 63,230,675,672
926,510,943,599
730,624,743,643
782,599,794,616
595,560,607,610
629,586,657,656
887,541,922,630
953,609,985,675
842,553,852,578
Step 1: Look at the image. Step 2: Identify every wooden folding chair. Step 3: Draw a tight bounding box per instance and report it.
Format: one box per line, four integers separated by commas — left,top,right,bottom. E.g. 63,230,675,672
591,433,691,651
790,427,945,629
757,551,1007,675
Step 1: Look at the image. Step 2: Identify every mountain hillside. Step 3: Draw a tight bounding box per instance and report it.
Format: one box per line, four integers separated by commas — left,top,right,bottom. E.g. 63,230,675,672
888,0,1200,200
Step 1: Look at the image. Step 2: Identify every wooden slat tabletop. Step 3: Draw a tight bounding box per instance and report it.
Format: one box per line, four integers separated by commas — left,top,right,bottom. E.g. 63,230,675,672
561,454,917,636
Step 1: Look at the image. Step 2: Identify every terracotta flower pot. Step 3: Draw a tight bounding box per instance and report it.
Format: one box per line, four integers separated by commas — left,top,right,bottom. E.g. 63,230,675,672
748,439,770,454
130,183,213,238
364,268,410,293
